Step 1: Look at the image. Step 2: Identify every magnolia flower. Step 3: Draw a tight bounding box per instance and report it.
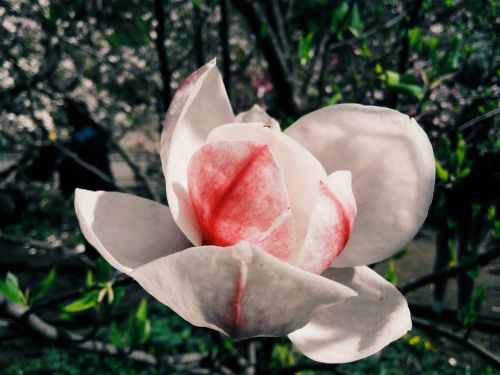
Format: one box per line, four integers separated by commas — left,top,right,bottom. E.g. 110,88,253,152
75,60,434,363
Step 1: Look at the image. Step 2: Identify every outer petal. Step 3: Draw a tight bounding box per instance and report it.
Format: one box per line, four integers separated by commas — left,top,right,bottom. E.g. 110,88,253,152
207,123,327,245
285,104,435,266
290,171,357,274
188,140,294,260
235,104,281,131
160,59,235,245
130,241,356,339
74,189,190,274
288,266,411,363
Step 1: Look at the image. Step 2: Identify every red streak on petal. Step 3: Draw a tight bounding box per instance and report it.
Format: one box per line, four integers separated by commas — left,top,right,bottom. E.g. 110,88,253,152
188,140,293,260
319,181,354,269
296,179,356,275
231,270,244,327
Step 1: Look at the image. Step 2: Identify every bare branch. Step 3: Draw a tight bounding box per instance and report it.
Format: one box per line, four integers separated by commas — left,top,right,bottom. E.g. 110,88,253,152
413,316,500,368
231,0,299,116
0,294,157,365
458,107,500,131
110,140,158,201
0,294,206,369
399,247,500,294
0,231,96,268
154,0,173,115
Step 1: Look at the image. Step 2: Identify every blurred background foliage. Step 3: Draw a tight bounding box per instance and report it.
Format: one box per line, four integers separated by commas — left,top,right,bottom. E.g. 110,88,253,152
0,0,498,374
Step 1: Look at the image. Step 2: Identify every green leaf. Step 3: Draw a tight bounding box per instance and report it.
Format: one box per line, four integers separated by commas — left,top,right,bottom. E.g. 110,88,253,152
109,322,127,348
382,70,424,100
135,299,148,323
461,285,486,327
384,259,398,285
6,272,19,289
0,280,25,305
348,3,363,37
360,41,371,58
331,2,349,36
85,270,94,288
438,35,462,75
298,32,314,65
95,258,113,283
30,268,57,304
408,27,421,51
435,160,449,181
63,290,99,313
129,299,151,344
191,0,202,10
259,24,269,39
323,92,342,106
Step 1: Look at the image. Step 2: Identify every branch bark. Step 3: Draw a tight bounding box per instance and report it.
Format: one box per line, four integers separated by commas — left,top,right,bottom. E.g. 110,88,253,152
0,294,157,365
110,140,157,201
413,316,500,368
153,0,173,114
399,247,500,294
230,0,298,117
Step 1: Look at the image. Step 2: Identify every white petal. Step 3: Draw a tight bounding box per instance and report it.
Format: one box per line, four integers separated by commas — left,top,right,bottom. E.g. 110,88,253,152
74,189,190,274
288,266,411,363
235,104,281,131
161,60,235,245
290,171,357,274
286,104,435,266
207,123,327,246
130,241,356,339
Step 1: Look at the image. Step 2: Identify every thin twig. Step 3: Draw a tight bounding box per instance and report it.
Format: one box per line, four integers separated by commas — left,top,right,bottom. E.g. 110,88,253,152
110,140,157,201
458,107,500,131
413,316,500,368
0,231,96,268
0,294,157,365
50,141,129,194
399,247,500,294
0,294,206,369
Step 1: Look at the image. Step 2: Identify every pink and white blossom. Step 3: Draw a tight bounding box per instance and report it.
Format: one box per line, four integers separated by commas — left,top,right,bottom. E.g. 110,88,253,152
75,59,435,363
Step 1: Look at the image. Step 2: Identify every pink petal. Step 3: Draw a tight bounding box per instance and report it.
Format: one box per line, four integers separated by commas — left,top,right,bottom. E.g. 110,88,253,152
285,104,435,266
161,59,235,246
290,171,357,274
207,123,327,249
235,104,281,131
188,140,294,260
74,189,191,274
130,241,356,338
289,266,411,363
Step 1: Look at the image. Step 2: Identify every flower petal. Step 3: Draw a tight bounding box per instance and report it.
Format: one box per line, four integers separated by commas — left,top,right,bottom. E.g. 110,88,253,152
288,266,411,363
130,241,356,339
74,189,190,274
290,171,356,274
235,104,281,131
188,139,294,260
285,104,435,266
207,123,327,247
161,59,235,245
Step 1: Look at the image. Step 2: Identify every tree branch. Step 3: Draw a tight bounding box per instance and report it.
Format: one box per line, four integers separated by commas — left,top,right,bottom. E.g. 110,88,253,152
399,247,500,294
153,0,173,115
231,0,298,116
413,316,500,368
0,231,96,268
458,107,500,131
110,140,157,201
0,294,157,365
